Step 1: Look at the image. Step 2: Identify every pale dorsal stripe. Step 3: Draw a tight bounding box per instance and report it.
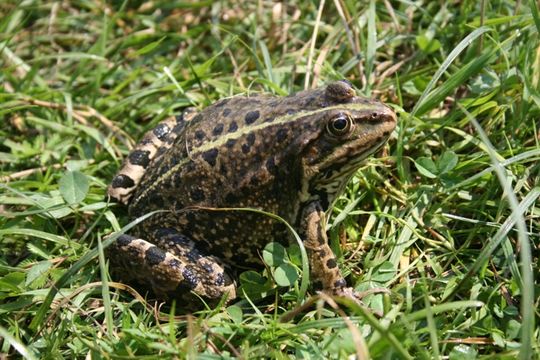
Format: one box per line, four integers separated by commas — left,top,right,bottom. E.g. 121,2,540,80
131,102,377,207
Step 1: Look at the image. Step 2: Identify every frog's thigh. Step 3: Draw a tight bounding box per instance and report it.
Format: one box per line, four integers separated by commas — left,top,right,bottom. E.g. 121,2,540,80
110,232,236,301
300,202,347,292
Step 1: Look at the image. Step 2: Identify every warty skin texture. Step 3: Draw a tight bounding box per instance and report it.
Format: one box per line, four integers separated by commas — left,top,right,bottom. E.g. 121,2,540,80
107,81,397,306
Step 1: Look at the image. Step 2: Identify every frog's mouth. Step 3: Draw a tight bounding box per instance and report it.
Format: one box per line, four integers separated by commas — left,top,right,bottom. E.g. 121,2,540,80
308,134,390,210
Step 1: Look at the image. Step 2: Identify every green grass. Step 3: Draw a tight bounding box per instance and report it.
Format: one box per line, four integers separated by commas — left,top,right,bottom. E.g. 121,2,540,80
1,0,539,358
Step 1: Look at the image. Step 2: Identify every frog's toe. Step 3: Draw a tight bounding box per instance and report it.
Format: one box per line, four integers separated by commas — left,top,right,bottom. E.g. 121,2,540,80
335,286,389,299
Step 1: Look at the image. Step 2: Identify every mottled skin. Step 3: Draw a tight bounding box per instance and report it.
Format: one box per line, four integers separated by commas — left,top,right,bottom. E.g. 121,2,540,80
107,81,396,305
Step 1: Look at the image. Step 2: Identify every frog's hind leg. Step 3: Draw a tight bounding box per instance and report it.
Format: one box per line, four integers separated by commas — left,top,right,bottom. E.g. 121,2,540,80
107,108,198,205
108,229,236,305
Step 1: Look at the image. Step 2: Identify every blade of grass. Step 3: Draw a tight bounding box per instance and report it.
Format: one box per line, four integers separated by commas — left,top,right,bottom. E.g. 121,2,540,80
404,300,484,322
97,235,113,338
259,40,275,84
457,104,535,360
411,26,491,117
304,0,325,89
529,0,540,34
443,188,540,299
364,0,376,93
0,325,38,360
29,210,164,332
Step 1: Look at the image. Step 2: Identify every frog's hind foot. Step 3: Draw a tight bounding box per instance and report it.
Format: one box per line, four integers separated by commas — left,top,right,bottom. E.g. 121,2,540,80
107,231,236,307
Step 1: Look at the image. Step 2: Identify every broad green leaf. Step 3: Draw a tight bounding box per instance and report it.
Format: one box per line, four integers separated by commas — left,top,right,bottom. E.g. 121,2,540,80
59,170,89,204
449,344,478,360
371,261,396,283
438,151,458,174
29,193,72,219
239,270,266,286
25,261,52,287
286,244,302,266
226,305,243,325
274,263,299,287
262,242,287,266
416,34,441,53
414,157,438,178
0,272,25,293
506,319,522,340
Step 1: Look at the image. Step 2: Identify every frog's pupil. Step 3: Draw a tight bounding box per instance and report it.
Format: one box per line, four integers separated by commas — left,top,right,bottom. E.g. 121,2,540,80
333,118,347,130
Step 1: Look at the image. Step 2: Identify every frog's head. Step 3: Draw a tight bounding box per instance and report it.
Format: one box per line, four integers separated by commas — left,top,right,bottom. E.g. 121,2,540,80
297,81,397,209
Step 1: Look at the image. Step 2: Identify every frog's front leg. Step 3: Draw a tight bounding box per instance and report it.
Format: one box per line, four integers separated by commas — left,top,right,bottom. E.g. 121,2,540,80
299,201,350,295
108,228,236,304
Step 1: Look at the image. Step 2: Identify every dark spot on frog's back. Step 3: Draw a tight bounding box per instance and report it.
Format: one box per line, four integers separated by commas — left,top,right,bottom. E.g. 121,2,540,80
246,133,256,146
241,133,255,154
111,174,135,188
153,123,170,140
223,108,232,117
190,188,205,201
305,95,318,106
225,192,237,203
214,272,225,286
226,139,236,148
212,123,224,136
202,148,219,166
148,192,164,206
128,150,151,167
228,121,238,133
276,128,288,143
265,157,278,175
244,110,260,124
195,130,206,140
145,246,166,266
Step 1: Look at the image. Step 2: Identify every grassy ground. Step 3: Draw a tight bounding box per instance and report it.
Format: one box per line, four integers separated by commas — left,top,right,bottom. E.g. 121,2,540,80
1,0,539,358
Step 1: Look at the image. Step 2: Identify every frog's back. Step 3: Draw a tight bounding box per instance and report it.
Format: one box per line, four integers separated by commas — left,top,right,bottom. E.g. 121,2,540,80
127,90,326,219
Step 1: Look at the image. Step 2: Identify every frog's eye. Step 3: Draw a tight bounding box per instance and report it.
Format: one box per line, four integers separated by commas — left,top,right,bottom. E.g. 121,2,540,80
327,114,352,136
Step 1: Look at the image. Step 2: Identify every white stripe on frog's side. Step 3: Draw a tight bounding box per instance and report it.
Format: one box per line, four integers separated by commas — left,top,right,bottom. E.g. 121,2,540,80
130,102,386,208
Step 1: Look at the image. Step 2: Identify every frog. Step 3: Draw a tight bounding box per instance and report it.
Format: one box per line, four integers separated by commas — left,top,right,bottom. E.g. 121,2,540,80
107,80,397,306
